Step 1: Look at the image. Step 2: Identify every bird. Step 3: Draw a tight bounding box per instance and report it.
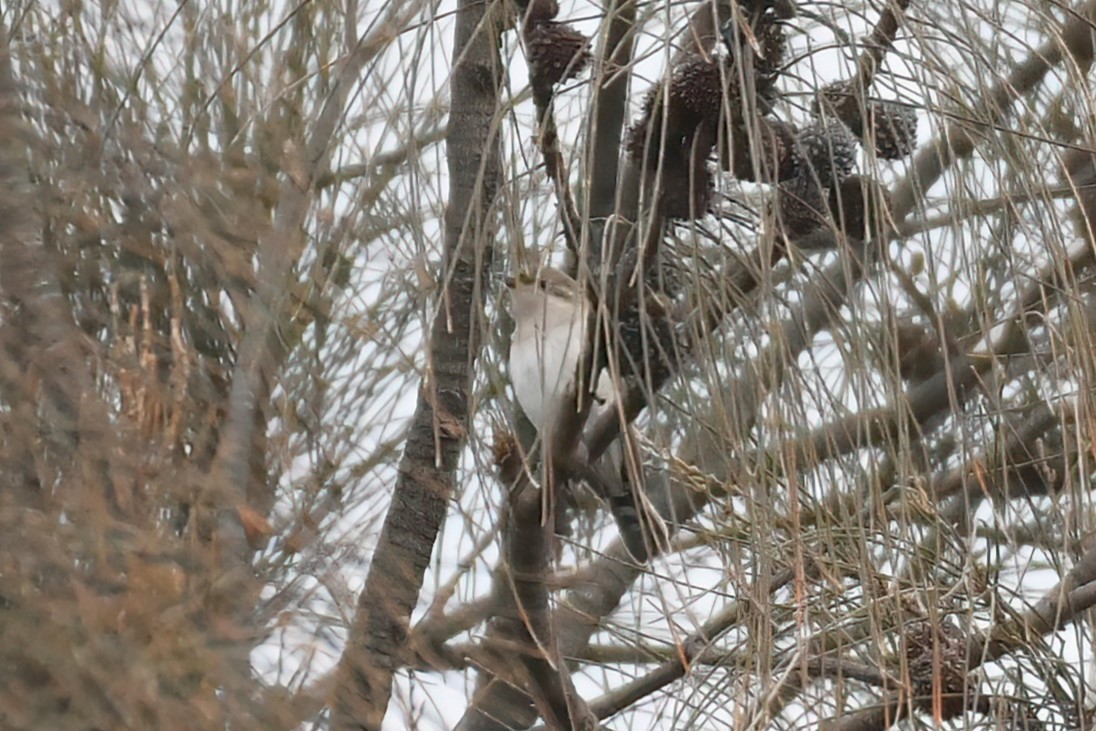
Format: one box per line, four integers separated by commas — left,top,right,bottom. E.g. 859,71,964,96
507,266,667,562
507,267,590,434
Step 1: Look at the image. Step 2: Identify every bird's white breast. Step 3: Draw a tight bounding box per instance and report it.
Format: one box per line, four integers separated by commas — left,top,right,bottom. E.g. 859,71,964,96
509,293,587,431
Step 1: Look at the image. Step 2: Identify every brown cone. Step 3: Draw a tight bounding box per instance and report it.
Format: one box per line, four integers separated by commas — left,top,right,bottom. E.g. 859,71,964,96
727,116,799,183
670,55,724,120
753,19,786,92
525,21,590,89
813,81,865,135
775,173,827,239
868,102,917,160
796,119,857,188
827,174,891,239
904,618,968,718
624,89,661,162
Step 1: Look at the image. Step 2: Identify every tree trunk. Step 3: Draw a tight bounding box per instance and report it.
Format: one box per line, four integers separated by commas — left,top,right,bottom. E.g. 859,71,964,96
330,1,504,728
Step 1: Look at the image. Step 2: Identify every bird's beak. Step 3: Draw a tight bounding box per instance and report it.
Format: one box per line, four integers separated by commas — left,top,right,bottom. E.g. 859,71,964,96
505,271,536,289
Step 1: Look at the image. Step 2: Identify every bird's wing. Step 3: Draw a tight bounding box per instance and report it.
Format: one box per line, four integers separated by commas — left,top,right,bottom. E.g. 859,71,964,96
593,368,615,406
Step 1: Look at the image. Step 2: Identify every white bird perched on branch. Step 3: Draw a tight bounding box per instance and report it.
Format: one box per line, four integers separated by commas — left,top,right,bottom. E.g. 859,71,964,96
506,266,667,563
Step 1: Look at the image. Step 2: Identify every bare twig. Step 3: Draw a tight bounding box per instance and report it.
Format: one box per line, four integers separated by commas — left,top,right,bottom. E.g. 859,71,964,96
560,569,796,725
315,124,446,189
821,544,1096,731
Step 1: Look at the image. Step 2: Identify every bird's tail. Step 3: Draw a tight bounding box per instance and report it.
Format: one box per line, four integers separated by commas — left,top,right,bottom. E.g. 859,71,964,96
608,487,668,563
599,434,669,563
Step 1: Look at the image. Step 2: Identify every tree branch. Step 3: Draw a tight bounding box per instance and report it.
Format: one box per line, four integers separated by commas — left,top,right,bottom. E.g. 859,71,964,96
586,0,638,232
464,441,596,730
889,0,1096,219
330,0,503,727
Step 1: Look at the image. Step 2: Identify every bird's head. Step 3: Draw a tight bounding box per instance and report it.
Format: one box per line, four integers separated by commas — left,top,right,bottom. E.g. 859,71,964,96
506,266,580,297
506,266,585,324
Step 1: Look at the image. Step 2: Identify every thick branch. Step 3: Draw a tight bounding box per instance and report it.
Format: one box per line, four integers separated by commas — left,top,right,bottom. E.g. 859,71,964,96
586,0,638,231
330,1,503,728
463,448,596,730
316,124,446,190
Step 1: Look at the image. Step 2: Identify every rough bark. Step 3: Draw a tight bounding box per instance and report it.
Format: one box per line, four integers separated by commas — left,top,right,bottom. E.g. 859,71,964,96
463,450,595,731
330,1,503,727
586,0,638,229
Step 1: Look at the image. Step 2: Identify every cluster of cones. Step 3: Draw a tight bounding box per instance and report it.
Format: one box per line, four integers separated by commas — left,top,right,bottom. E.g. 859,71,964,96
515,0,919,241
789,81,918,242
614,0,919,242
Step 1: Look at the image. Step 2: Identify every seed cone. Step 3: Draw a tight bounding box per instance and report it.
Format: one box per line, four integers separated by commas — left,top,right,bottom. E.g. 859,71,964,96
670,54,725,121
796,119,857,188
625,89,659,161
904,618,967,718
721,11,786,109
775,173,827,239
867,102,917,159
827,174,891,239
525,21,590,89
614,292,680,385
626,59,723,171
813,81,864,134
753,20,786,92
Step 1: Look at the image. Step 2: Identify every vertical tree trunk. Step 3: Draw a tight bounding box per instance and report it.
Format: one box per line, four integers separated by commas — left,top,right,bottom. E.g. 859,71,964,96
331,2,504,728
